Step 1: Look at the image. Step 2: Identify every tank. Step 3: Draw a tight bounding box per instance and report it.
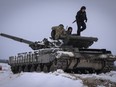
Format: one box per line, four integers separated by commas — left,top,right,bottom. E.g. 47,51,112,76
0,33,116,74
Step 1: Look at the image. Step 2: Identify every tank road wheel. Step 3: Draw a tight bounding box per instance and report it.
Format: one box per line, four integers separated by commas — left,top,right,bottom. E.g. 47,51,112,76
30,65,35,72
11,66,17,74
15,66,19,73
36,64,41,72
24,65,29,72
92,69,96,73
21,66,25,72
40,64,44,71
50,61,57,72
43,65,48,73
43,63,52,72
77,70,81,74
100,60,110,73
85,70,89,74
18,66,22,73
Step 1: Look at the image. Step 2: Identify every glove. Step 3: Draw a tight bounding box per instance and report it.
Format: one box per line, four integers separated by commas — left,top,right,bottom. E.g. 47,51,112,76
85,20,87,23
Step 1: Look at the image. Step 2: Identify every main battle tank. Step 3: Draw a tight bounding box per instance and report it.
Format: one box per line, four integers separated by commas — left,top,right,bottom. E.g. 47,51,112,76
0,33,116,74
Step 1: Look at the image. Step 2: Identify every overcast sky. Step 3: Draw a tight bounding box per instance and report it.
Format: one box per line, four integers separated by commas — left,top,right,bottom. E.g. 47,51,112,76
0,0,116,59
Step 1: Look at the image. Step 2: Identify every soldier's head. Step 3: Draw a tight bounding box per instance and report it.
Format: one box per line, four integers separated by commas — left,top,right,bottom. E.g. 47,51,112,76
59,24,64,28
67,27,72,35
80,6,86,12
68,27,72,32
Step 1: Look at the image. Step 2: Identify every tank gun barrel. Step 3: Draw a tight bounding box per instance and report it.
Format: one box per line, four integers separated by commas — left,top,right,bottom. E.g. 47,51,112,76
0,33,34,44
0,33,46,50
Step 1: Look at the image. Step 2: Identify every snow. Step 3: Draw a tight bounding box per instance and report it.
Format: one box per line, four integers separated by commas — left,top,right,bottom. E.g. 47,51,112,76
0,72,83,87
114,61,116,66
74,71,116,83
99,54,108,58
56,51,74,58
0,63,116,87
0,63,83,87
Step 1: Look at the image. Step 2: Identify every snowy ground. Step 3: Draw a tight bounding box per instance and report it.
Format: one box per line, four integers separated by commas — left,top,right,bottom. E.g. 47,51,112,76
0,63,116,87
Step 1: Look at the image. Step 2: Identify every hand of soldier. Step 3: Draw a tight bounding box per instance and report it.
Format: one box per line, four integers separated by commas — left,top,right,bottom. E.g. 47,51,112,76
85,20,87,23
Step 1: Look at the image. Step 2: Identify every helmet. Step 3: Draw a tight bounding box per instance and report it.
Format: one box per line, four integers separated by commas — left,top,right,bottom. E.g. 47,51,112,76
59,24,64,27
81,6,86,10
68,27,72,29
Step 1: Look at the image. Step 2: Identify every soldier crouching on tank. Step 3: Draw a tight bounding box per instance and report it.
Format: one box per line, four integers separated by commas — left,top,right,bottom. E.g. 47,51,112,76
51,24,66,40
73,6,87,36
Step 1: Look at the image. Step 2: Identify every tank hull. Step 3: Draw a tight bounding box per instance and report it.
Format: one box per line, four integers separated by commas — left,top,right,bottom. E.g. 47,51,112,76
9,48,116,74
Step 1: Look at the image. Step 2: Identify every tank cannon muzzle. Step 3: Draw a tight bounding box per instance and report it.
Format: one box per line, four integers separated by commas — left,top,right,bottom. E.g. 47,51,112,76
0,33,34,44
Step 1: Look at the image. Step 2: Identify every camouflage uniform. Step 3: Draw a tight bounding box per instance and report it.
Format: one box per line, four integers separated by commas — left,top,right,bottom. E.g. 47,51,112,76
51,24,66,40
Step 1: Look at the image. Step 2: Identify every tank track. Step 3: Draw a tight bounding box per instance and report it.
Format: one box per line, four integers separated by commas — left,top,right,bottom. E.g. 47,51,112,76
10,57,115,74
10,58,69,74
100,59,115,73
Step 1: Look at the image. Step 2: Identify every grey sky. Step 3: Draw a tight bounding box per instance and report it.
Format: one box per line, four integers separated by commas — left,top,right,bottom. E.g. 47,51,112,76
0,0,116,59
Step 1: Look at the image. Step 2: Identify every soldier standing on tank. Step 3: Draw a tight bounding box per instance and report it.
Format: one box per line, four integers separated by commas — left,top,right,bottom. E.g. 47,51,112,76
51,24,66,40
73,6,87,36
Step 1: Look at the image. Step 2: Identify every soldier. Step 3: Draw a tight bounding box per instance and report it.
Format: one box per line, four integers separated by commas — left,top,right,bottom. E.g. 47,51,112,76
66,27,73,35
43,38,50,47
73,6,87,36
51,24,66,40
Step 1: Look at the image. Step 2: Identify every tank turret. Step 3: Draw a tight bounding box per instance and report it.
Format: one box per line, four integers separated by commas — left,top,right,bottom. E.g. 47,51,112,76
59,34,98,48
0,33,98,49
